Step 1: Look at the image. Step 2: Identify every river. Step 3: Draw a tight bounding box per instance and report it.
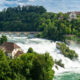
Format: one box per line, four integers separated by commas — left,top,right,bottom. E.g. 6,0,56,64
4,34,80,80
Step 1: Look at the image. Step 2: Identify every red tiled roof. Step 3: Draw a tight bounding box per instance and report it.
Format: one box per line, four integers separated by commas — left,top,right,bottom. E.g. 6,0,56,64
75,12,80,15
1,42,20,53
67,12,80,15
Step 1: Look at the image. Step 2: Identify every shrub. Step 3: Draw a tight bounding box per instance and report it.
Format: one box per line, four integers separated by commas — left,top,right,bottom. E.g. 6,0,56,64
55,59,64,68
27,47,34,53
56,42,78,59
0,35,8,45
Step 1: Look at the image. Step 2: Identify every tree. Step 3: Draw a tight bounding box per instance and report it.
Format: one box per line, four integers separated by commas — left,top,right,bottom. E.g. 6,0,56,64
0,48,55,80
31,53,54,80
27,47,34,53
0,50,7,61
0,5,46,32
0,35,8,45
0,50,11,80
0,61,11,80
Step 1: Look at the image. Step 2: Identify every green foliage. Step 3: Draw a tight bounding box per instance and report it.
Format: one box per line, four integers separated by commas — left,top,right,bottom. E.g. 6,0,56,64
0,61,11,80
65,35,80,43
56,42,78,59
27,47,34,53
0,50,7,61
31,52,54,80
0,35,7,45
0,50,11,80
0,49,54,80
0,5,46,31
39,12,80,41
55,59,64,68
0,5,80,41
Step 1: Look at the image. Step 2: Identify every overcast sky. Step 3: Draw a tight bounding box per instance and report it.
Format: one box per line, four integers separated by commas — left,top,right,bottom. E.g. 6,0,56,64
0,0,80,12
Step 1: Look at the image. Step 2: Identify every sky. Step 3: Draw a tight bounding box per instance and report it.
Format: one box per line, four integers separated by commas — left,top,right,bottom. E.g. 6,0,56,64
0,0,80,13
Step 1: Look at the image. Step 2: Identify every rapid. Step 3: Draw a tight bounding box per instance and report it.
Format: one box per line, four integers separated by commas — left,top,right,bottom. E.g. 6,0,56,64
3,34,80,80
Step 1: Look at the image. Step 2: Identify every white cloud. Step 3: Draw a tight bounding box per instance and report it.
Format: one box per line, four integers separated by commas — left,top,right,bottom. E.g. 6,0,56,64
29,0,36,1
0,0,80,12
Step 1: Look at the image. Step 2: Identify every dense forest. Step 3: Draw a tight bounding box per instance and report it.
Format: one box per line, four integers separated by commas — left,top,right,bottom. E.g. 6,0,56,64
39,13,80,41
0,5,46,31
0,5,80,41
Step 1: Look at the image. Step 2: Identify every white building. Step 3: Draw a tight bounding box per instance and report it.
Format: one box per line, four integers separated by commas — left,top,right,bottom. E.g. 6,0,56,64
69,12,77,20
0,42,23,58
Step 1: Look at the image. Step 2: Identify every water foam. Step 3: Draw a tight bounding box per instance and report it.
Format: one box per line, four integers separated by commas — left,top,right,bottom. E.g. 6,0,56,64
7,36,80,74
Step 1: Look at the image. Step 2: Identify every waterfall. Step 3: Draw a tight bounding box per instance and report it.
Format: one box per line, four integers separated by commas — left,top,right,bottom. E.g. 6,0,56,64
5,34,80,74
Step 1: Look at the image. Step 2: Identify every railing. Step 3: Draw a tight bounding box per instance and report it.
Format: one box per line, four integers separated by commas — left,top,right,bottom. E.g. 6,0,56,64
0,32,40,36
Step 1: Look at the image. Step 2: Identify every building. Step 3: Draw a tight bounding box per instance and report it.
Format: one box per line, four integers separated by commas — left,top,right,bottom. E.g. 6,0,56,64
67,11,80,20
69,12,77,20
0,42,23,58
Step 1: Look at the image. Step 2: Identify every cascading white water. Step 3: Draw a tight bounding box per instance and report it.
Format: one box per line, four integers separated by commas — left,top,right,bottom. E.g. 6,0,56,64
5,35,80,74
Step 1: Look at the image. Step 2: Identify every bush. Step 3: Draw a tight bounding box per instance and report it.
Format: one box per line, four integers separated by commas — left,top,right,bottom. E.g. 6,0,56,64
0,35,8,45
56,42,78,59
55,59,64,68
27,47,34,53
